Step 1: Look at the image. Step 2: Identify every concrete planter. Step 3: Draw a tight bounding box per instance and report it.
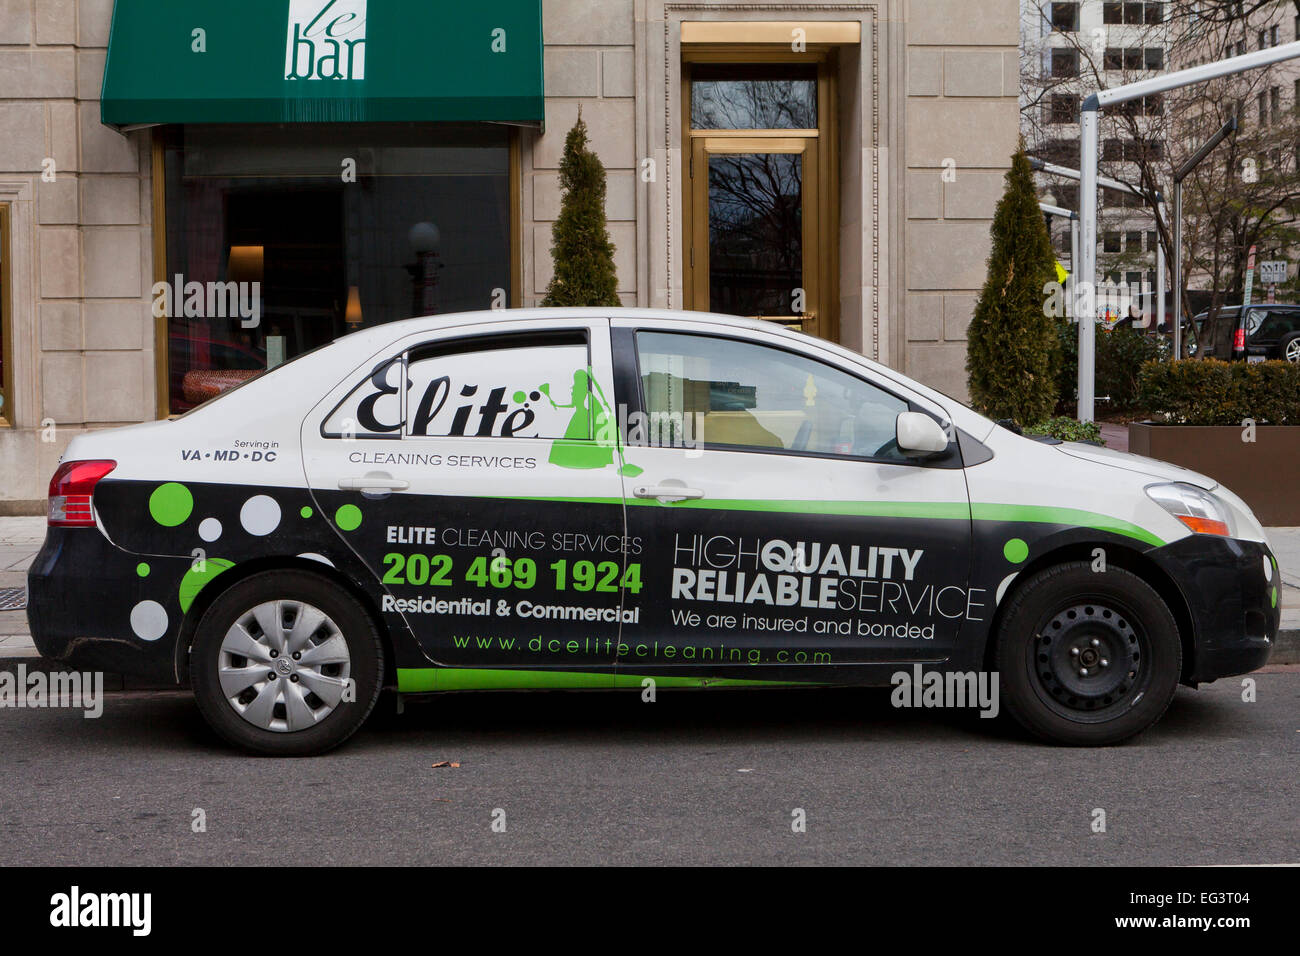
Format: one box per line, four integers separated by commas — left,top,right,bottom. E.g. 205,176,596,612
1128,423,1300,526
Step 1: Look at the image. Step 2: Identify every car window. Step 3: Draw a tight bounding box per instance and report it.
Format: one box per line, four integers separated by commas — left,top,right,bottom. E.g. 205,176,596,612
1257,310,1297,339
323,331,595,440
634,331,910,461
1244,308,1266,337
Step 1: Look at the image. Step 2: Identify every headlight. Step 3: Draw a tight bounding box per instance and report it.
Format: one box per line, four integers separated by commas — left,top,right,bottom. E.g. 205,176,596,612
1145,482,1236,537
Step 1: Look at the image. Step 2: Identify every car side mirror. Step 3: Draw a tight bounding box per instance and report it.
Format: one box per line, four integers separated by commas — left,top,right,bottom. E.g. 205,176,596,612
895,411,949,456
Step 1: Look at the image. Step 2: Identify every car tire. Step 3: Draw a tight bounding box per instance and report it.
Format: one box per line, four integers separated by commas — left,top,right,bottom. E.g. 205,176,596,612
994,562,1181,746
1281,333,1300,364
190,569,384,756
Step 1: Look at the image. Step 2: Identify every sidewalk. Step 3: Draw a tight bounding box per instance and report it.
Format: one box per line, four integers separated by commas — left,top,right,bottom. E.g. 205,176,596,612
2,516,1298,678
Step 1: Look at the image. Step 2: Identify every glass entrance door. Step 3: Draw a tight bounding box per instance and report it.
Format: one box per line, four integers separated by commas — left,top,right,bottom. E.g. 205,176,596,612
683,58,835,340
690,136,819,334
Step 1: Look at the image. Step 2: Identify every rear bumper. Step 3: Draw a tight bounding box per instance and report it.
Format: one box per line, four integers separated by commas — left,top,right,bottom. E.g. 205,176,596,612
1148,535,1279,683
26,528,182,684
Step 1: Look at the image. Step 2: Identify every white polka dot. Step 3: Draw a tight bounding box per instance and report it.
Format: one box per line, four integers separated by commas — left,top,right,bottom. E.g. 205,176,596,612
995,572,1019,606
198,517,222,542
130,601,168,642
297,553,335,567
240,495,281,536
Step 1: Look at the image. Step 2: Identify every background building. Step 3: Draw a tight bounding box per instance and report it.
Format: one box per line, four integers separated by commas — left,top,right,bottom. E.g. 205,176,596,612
1020,0,1171,309
0,0,1020,512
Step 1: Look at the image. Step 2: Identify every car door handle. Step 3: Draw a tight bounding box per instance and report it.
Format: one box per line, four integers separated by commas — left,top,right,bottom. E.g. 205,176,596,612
633,483,704,503
338,477,409,492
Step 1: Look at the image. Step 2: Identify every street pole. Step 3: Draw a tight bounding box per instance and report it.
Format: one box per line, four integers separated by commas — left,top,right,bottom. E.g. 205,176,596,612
1078,107,1099,421
1070,216,1080,321
1171,116,1237,359
1173,180,1183,357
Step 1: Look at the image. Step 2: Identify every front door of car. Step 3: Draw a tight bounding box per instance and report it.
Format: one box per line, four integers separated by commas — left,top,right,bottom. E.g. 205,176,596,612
610,318,976,683
301,318,628,683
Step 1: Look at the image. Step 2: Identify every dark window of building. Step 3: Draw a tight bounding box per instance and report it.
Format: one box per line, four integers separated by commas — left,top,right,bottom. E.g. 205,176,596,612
1040,138,1080,166
1126,271,1143,287
1124,48,1144,70
1103,138,1123,161
1103,3,1123,25
1145,48,1163,70
1259,90,1269,124
1104,47,1123,70
1048,94,1079,124
1271,86,1281,121
1271,25,1279,46
1144,93,1164,115
1051,48,1080,77
1147,230,1158,251
1258,30,1266,50
1145,2,1165,24
1051,3,1079,31
690,63,817,129
1104,232,1122,252
1126,231,1142,251
162,123,511,415
1237,40,1247,56
1124,2,1144,24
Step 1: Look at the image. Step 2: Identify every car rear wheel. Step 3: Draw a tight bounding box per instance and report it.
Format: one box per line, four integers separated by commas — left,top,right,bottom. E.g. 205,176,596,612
994,562,1181,746
1281,333,1300,364
191,570,383,756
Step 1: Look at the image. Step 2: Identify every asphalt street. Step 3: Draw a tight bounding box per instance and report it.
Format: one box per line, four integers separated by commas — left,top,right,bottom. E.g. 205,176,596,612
1,669,1296,866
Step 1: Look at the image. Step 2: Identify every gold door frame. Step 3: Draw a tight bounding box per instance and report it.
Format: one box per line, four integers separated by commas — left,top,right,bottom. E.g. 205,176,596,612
682,47,839,342
690,136,818,334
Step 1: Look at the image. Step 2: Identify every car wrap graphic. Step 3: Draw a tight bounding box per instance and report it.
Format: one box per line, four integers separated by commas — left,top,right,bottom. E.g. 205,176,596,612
40,474,1185,689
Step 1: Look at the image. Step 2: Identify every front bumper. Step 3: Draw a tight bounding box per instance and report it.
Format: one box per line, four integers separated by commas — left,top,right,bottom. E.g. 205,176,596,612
1148,534,1279,683
26,528,184,684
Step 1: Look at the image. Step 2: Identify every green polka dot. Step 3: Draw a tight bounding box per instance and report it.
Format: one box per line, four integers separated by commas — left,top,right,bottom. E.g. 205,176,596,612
1272,587,1278,609
1003,538,1029,564
512,390,527,404
149,482,193,527
335,504,362,532
300,506,313,519
178,558,234,613
136,562,150,578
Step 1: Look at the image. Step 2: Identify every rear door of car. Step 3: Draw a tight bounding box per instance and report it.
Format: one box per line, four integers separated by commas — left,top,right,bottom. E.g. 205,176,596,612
608,316,975,684
300,316,627,683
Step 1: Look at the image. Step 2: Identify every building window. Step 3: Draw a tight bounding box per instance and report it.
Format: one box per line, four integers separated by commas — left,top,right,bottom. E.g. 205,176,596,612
1051,48,1080,77
1147,230,1158,251
0,204,9,426
1126,231,1143,251
1104,48,1123,71
1258,30,1266,50
1236,40,1247,57
1144,48,1163,70
1271,86,1281,122
161,124,512,415
1259,90,1269,124
1126,271,1143,287
1104,232,1122,253
1103,138,1123,161
1048,94,1078,124
1051,2,1080,31
1271,25,1279,46
1124,2,1144,24
1145,2,1165,24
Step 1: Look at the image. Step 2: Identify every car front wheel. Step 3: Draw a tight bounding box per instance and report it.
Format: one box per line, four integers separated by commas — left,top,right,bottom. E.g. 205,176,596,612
994,562,1181,746
191,570,384,756
1281,333,1300,364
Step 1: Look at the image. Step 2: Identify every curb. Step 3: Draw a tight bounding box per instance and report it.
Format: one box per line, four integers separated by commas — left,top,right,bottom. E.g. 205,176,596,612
3,630,1299,689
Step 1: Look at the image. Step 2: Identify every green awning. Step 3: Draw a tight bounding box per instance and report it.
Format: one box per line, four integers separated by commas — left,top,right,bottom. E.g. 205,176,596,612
101,0,543,127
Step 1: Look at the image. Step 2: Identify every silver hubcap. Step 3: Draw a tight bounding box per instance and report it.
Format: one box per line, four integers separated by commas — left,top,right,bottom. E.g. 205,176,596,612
1286,339,1300,363
218,600,351,733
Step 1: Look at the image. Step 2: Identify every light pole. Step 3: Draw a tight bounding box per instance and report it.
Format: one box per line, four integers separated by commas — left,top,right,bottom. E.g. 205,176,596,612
1077,40,1300,421
1171,115,1238,360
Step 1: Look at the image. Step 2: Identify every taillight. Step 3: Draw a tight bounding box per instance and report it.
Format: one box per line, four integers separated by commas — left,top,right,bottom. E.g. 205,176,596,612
1233,327,1246,351
48,460,116,526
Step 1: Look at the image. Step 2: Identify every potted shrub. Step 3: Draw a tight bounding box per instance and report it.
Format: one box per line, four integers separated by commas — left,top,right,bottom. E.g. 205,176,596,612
1130,359,1300,524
